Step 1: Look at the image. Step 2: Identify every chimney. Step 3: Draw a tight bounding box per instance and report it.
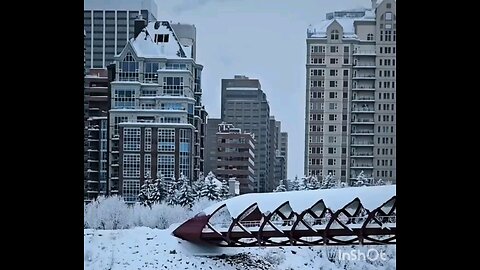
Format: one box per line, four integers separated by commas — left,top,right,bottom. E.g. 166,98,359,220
371,0,376,10
134,15,146,39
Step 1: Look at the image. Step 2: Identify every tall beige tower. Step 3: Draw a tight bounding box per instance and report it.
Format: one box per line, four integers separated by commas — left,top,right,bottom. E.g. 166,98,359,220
304,0,396,185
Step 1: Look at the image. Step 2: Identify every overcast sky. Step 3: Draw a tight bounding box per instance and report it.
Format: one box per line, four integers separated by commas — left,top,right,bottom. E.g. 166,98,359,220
155,0,372,180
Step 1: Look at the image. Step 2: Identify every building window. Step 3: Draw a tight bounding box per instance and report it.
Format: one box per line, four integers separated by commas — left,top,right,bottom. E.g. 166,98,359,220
123,128,141,151
385,12,392,21
144,128,152,151
310,68,325,76
330,30,339,40
328,136,337,143
113,89,136,109
310,45,325,53
328,114,337,121
330,69,338,76
118,52,139,81
144,154,151,178
122,180,140,203
343,57,349,64
330,58,339,64
343,81,348,88
310,80,324,88
328,125,337,132
343,70,349,76
328,148,337,154
123,154,140,178
343,46,349,53
329,92,338,98
179,129,192,177
328,103,338,110
113,116,128,136
157,154,175,179
386,3,392,8
154,34,169,43
158,128,175,152
330,46,338,53
328,170,336,176
367,33,374,41
144,62,159,83
328,159,336,165
163,77,184,96
329,81,338,87
311,57,325,64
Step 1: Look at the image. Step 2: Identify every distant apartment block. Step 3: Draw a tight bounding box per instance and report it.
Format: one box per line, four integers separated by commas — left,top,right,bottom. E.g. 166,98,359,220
84,68,110,202
84,0,158,69
304,0,396,184
206,122,256,194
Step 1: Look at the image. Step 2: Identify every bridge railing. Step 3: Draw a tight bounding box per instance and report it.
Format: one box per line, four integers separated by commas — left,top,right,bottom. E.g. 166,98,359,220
203,215,396,232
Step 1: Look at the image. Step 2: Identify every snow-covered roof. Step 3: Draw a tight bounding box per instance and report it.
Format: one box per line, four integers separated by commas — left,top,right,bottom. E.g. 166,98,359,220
308,9,375,38
203,185,396,218
130,21,192,59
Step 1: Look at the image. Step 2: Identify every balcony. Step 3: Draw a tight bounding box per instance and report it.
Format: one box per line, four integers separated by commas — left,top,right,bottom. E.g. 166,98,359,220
351,119,374,124
352,86,375,91
352,97,375,102
352,75,376,80
350,153,374,158
351,130,374,135
353,63,376,68
353,50,376,55
351,142,374,146
352,107,374,113
350,164,374,169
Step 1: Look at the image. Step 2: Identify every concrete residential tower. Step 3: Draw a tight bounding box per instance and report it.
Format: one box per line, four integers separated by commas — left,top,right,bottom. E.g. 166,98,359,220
304,0,396,185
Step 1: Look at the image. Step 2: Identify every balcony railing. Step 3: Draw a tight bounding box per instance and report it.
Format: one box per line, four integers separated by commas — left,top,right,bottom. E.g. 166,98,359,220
350,164,374,168
352,86,375,90
351,153,374,156
352,75,376,79
352,119,374,123
352,107,374,112
353,63,376,68
352,97,375,101
351,142,374,146
353,50,376,55
351,130,374,135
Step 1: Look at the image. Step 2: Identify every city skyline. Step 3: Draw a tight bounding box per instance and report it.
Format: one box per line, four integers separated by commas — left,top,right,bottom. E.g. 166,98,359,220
154,0,375,179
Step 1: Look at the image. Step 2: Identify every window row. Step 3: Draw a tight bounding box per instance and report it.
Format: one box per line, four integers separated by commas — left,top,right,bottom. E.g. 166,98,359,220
379,70,395,77
378,92,395,100
377,126,395,133
377,148,394,155
377,115,395,122
378,81,395,89
376,159,394,166
377,170,394,178
377,137,394,144
377,103,395,111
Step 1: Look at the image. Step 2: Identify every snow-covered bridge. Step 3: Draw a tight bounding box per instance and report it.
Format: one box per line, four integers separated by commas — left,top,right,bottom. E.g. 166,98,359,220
172,185,396,247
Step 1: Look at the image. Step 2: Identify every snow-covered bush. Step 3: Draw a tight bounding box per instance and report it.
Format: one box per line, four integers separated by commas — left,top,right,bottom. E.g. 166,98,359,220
84,195,132,230
263,249,286,265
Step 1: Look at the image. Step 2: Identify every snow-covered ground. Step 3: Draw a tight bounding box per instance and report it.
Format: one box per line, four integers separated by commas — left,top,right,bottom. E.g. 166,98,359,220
84,225,396,270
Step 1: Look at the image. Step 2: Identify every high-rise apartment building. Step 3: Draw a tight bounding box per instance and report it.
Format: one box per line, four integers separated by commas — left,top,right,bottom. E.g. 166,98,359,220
84,68,110,202
221,75,271,192
206,122,256,194
304,0,396,185
279,131,288,178
84,0,158,69
108,19,207,202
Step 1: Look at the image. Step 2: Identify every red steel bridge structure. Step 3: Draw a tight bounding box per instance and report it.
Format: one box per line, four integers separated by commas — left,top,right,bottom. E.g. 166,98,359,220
173,185,396,247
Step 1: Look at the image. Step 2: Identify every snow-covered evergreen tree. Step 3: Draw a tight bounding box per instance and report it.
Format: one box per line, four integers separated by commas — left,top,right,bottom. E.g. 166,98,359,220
138,173,167,207
290,176,303,191
304,175,321,190
273,179,287,192
353,171,370,187
176,174,195,208
192,172,206,199
166,176,181,206
218,179,230,200
320,173,337,189
201,171,220,201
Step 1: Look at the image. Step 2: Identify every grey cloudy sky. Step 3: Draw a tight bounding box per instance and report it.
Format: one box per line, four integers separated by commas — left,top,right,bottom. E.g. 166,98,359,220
155,0,372,179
